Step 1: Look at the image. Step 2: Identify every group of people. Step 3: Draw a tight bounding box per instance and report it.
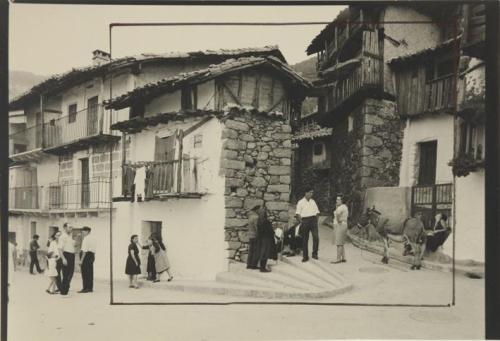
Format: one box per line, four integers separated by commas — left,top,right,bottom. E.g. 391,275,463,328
44,223,96,296
125,233,173,289
246,188,350,272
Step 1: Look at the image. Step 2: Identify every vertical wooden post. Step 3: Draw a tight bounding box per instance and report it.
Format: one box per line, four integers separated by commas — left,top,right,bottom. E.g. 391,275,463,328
176,129,184,193
40,94,44,148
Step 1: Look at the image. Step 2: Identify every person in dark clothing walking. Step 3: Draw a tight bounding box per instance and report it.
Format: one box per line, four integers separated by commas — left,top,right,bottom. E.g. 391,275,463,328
29,234,43,274
246,205,260,270
78,226,95,293
257,206,274,273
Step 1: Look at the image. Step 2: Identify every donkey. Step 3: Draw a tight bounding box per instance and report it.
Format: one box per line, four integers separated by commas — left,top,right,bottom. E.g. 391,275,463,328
357,208,426,269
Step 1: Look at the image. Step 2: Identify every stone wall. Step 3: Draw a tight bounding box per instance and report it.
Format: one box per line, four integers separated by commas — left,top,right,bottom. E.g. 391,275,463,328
330,98,403,221
91,140,129,180
221,111,292,262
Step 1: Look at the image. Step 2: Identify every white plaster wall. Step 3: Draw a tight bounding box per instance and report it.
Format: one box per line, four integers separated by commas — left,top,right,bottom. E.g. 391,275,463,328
382,6,442,62
399,114,454,187
114,118,226,280
146,91,182,115
8,213,113,279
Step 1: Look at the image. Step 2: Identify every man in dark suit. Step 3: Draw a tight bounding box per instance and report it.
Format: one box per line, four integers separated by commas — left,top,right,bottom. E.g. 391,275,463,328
78,226,95,293
29,234,43,274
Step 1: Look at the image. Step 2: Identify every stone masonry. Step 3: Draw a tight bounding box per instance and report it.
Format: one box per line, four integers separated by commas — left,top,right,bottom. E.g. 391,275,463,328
221,110,292,262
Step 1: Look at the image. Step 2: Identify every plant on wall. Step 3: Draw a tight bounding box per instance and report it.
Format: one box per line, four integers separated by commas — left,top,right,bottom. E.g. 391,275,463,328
448,153,484,177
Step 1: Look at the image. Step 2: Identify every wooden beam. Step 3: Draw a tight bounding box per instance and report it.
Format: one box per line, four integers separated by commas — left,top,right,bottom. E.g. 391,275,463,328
222,81,242,106
252,74,262,109
176,129,184,193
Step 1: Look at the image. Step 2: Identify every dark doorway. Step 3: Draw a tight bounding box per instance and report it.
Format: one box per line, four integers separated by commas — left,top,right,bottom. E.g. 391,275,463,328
418,141,437,186
81,158,90,208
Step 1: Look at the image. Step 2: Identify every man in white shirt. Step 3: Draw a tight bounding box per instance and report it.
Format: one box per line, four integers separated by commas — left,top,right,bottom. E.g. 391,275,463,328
295,188,320,262
58,223,76,296
78,226,96,293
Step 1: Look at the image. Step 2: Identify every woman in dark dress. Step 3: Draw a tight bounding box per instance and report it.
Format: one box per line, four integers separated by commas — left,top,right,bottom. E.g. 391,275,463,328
125,235,141,289
257,206,274,273
142,237,156,281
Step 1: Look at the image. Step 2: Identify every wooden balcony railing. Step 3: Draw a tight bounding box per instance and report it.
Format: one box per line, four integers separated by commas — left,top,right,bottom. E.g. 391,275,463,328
424,75,455,113
44,104,119,149
122,158,200,200
325,56,382,112
463,3,485,51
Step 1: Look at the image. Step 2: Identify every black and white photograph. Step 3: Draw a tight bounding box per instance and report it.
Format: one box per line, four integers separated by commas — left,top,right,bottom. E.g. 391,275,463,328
3,1,497,340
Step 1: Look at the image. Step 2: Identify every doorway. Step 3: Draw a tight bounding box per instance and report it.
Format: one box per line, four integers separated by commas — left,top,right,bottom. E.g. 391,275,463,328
140,221,163,274
87,96,99,136
417,141,437,186
81,158,90,208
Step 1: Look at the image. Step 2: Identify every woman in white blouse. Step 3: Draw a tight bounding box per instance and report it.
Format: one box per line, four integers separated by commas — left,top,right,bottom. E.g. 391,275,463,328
46,231,62,294
332,195,349,264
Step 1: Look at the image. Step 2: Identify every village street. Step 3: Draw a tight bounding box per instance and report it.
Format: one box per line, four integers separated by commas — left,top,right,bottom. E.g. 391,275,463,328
8,226,484,340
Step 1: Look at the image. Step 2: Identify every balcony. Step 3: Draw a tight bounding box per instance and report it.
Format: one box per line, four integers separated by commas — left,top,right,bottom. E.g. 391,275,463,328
462,3,485,59
43,104,121,155
9,124,45,162
320,56,382,114
9,179,111,216
396,74,455,117
121,158,202,201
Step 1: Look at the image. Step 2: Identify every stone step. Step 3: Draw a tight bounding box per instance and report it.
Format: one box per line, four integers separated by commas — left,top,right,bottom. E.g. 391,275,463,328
281,257,343,287
228,263,317,291
309,258,350,283
140,278,350,300
269,261,333,290
216,270,309,292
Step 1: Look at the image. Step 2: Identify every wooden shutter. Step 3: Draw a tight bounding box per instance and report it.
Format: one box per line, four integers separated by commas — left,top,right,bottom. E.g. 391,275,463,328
362,30,379,56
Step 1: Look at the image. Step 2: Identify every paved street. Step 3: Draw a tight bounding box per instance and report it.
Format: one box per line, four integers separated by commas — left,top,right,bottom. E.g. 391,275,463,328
8,226,484,340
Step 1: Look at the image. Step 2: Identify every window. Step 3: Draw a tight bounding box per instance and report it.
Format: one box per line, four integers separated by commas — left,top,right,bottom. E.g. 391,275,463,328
181,86,197,110
458,121,484,160
313,143,323,156
417,141,437,186
194,134,203,148
68,104,77,123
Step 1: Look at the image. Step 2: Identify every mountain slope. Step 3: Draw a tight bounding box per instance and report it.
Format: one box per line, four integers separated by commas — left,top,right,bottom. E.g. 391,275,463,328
9,70,47,101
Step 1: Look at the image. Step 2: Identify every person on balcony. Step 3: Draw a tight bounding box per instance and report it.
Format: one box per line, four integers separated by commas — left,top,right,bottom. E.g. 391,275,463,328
29,234,43,275
58,223,76,297
78,226,96,293
295,188,320,262
331,195,349,264
150,234,173,282
246,205,260,270
125,235,141,289
257,205,274,273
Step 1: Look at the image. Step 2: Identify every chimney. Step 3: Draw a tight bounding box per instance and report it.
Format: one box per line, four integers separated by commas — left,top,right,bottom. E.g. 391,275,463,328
92,49,111,66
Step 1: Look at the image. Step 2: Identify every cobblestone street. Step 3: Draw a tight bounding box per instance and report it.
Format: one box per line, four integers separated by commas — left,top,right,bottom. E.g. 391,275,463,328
8,226,484,340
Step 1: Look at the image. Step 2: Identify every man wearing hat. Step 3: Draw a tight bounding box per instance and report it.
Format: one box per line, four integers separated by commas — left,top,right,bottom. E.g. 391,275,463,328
246,205,260,270
78,226,96,293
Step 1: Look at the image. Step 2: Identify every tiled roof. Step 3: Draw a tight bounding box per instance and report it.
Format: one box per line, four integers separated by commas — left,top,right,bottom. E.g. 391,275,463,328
387,37,460,66
105,56,312,110
292,122,332,141
306,7,350,55
9,46,285,111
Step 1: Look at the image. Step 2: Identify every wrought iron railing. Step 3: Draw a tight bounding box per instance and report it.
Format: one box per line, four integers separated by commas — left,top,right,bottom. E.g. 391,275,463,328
48,179,111,209
9,186,40,209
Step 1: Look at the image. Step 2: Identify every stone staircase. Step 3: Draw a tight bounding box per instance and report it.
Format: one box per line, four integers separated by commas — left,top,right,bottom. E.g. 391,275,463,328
139,257,353,300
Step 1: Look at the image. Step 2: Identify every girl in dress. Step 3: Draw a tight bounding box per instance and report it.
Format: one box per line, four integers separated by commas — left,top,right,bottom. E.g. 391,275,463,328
45,231,61,294
151,234,173,282
125,235,141,289
331,195,349,264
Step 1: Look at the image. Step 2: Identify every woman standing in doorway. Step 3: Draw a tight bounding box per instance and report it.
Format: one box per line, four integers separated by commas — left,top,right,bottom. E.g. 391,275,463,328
151,234,173,282
125,235,141,288
332,195,349,264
